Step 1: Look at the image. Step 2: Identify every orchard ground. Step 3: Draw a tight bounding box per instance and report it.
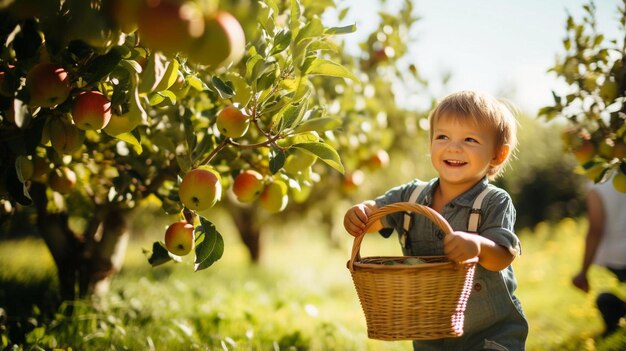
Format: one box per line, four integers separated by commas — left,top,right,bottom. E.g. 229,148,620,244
1,206,625,350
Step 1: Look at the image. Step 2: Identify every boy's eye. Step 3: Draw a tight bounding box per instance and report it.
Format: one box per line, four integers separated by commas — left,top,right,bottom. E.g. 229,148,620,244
435,134,448,140
465,137,479,143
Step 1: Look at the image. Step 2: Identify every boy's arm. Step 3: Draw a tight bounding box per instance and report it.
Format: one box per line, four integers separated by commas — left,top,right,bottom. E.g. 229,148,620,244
444,232,515,271
343,200,382,237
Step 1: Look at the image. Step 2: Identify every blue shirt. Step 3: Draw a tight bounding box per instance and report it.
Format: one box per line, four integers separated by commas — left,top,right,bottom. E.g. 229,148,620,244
375,177,528,351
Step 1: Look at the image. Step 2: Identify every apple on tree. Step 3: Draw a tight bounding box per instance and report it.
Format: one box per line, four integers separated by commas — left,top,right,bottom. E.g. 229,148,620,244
46,116,85,155
178,166,222,211
164,220,195,256
232,169,264,203
137,0,205,57
71,91,112,131
26,62,71,108
49,166,77,194
259,179,288,213
216,104,250,138
187,10,246,70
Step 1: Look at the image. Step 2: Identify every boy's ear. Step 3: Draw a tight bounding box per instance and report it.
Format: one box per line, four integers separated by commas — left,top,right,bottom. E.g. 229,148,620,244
491,144,510,166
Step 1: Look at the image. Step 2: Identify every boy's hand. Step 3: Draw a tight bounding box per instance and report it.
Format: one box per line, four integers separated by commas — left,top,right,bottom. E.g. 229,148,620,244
443,231,481,263
343,201,377,237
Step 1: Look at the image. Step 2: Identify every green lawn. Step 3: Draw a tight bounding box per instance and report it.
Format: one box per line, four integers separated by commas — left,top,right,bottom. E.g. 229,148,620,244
1,214,625,350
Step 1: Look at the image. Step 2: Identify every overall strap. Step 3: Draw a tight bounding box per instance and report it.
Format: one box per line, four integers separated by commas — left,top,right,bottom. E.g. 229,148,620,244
400,183,427,248
468,187,492,232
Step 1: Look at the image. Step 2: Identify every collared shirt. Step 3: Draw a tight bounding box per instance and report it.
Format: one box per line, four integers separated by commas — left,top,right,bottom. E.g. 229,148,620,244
374,177,528,351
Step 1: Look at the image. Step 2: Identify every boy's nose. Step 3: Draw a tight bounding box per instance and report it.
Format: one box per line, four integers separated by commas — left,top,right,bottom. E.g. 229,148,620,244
447,140,462,151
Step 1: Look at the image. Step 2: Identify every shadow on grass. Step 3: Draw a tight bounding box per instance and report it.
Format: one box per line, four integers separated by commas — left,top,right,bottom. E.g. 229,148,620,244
0,275,59,346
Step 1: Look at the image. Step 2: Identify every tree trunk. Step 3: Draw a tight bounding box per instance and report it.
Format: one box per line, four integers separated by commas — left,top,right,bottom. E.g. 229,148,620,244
30,183,129,301
229,205,262,262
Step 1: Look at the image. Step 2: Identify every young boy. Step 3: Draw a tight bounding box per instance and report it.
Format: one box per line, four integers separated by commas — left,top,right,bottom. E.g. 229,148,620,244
344,91,528,350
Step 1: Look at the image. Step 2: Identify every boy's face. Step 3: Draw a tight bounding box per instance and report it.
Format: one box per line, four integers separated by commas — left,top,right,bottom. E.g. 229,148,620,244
430,114,502,189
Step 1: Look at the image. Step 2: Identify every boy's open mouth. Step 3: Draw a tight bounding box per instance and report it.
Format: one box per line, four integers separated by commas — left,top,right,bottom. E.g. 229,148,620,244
445,160,467,167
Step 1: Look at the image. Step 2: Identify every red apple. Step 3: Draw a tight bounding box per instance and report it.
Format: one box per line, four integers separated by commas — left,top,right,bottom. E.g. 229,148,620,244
259,180,288,213
216,105,250,138
49,166,77,194
71,91,112,130
26,63,71,108
232,170,264,203
342,170,364,193
137,0,205,56
178,166,222,211
368,149,390,169
187,11,245,70
164,220,195,256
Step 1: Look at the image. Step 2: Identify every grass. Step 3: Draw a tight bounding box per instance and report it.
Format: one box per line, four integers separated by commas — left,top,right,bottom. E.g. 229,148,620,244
1,214,625,350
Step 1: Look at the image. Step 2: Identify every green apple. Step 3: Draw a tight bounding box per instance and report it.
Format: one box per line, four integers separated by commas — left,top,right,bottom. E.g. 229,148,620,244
574,140,595,164
216,105,250,138
49,166,77,194
232,169,264,203
137,0,205,57
187,11,246,70
283,149,317,175
613,170,626,193
164,220,195,256
26,63,71,108
179,166,222,211
259,180,288,213
15,155,34,181
47,117,85,155
71,91,112,130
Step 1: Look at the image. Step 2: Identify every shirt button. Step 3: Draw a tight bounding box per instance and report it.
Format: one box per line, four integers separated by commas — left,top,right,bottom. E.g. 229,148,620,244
474,283,482,291
437,232,444,240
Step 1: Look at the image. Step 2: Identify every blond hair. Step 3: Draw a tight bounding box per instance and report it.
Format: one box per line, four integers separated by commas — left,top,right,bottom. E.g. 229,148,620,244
428,90,518,180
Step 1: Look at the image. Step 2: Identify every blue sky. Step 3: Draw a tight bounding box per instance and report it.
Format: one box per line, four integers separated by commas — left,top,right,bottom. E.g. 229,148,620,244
330,0,622,115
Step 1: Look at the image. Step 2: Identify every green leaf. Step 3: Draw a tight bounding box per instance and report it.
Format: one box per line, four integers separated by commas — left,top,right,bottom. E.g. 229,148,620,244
293,117,342,133
306,58,359,82
294,15,323,45
324,24,357,35
245,53,263,81
280,101,306,131
293,142,344,173
211,76,235,99
269,147,286,174
271,29,291,56
290,0,302,38
186,75,206,92
256,69,277,91
112,132,143,154
146,241,180,267
194,217,224,271
147,90,176,106
152,58,179,92
84,46,123,84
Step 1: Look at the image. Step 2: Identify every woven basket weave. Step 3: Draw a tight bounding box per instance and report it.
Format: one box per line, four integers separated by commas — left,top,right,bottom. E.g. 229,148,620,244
347,202,478,341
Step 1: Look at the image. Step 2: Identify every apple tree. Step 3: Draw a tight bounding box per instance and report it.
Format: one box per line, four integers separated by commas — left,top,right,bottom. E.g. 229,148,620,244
0,0,363,300
222,0,434,259
540,1,626,192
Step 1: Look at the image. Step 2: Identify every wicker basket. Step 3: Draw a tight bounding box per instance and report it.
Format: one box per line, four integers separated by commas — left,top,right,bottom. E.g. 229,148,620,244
347,202,478,341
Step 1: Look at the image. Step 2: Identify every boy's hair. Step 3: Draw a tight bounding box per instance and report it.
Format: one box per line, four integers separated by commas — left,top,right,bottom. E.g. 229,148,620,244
428,90,518,180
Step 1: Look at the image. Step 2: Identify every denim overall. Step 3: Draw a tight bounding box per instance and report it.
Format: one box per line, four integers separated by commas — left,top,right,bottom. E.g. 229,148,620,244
375,177,528,351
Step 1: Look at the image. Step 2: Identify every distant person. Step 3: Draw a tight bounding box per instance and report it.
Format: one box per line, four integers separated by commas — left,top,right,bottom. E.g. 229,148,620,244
572,173,626,337
344,91,528,350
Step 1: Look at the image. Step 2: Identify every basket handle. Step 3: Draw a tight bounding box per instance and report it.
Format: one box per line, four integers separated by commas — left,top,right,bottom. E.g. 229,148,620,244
348,202,455,272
